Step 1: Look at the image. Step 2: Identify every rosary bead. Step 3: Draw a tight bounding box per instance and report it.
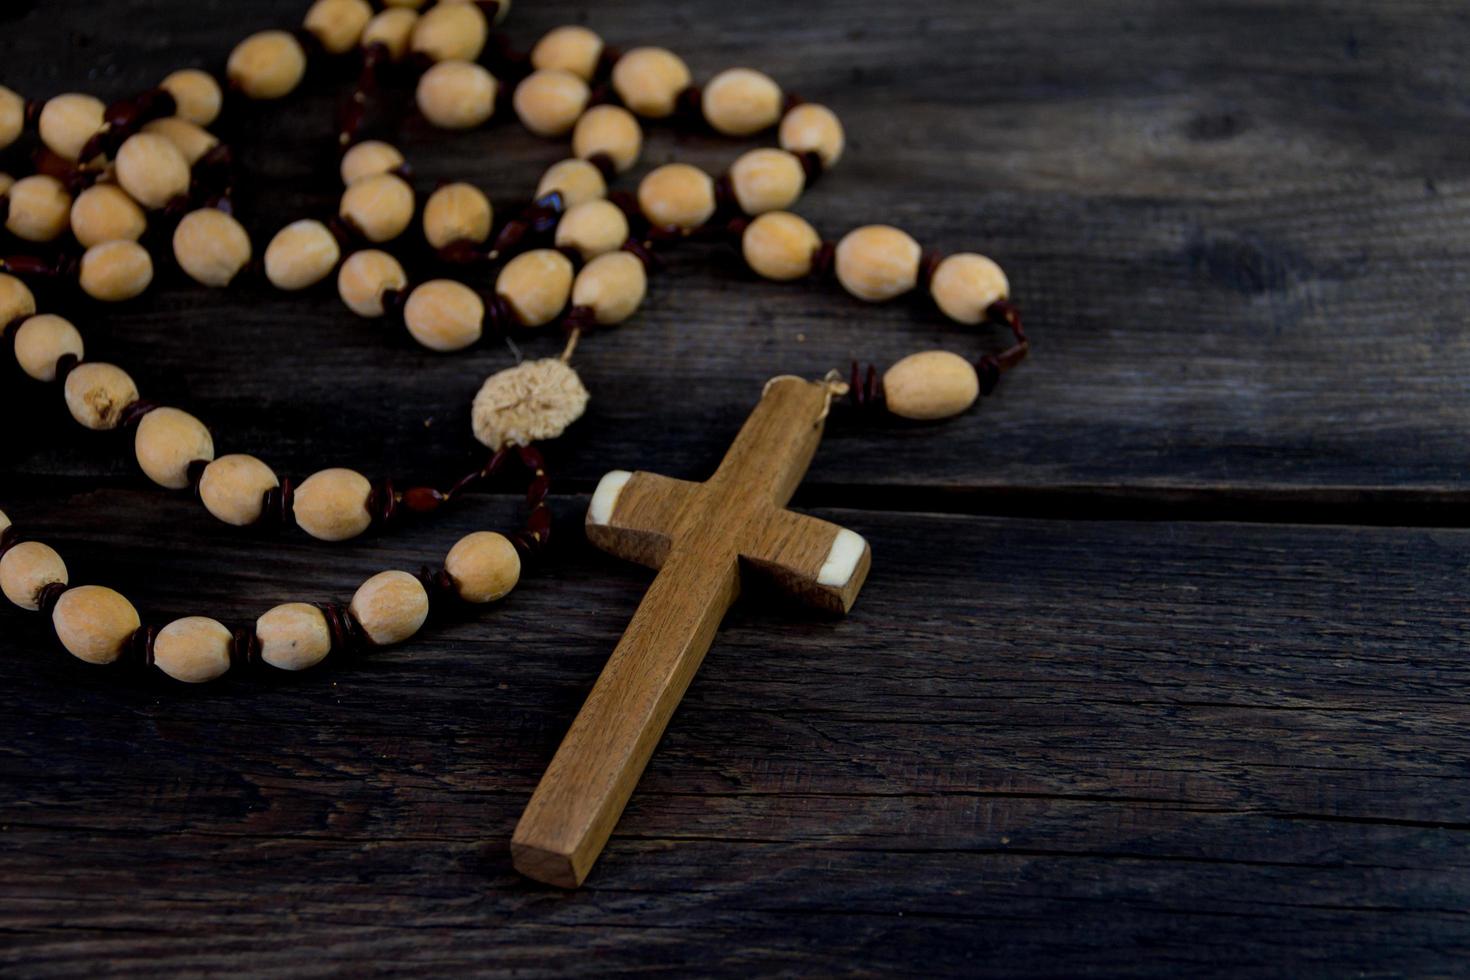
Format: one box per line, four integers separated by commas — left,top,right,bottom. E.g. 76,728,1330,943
729,148,805,215
70,184,146,249
141,116,219,165
445,531,520,603
115,132,190,209
741,211,821,281
702,68,783,136
554,198,629,260
153,616,232,683
496,249,573,327
349,570,429,646
38,93,105,162
5,175,72,243
0,173,12,196
13,314,84,382
410,2,487,63
337,249,407,317
513,69,590,138
638,163,716,232
363,7,419,60
883,350,980,420
199,454,279,525
64,362,138,430
0,273,36,327
304,0,373,55
404,279,484,351
256,602,332,671
80,240,154,302
52,585,140,665
531,25,604,81
835,224,922,302
339,172,415,243
611,47,691,119
265,219,342,291
930,252,1010,325
160,69,222,126
340,140,404,185
293,468,373,542
423,182,492,248
173,208,252,288
572,250,647,325
0,86,23,151
228,30,308,100
779,103,845,168
0,542,68,612
572,105,642,173
535,159,605,209
135,406,214,489
416,60,497,130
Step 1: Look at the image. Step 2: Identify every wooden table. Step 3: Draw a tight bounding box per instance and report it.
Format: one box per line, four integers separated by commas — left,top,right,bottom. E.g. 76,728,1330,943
4,0,1469,974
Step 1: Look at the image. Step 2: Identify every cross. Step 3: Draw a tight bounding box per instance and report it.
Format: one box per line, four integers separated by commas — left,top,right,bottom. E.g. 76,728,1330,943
512,376,872,887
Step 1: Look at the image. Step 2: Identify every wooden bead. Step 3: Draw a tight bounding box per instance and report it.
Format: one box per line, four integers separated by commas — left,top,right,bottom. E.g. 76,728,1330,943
729,148,805,215
13,314,83,382
835,225,921,302
337,249,407,317
304,0,373,55
199,454,279,526
38,93,105,162
5,175,72,243
160,69,222,126
742,210,821,281
535,159,605,209
638,163,715,231
572,250,647,325
416,60,497,129
423,182,492,248
227,31,308,100
0,172,12,196
410,2,487,62
572,104,642,173
293,468,372,542
930,252,1009,325
0,86,23,151
0,542,68,612
52,585,139,665
256,602,332,671
611,47,691,119
153,616,232,684
513,69,590,138
173,208,252,287
79,241,154,302
64,362,137,430
362,7,418,60
115,132,190,209
702,68,783,136
445,531,520,603
339,172,415,243
531,25,604,81
496,249,573,327
70,184,146,249
554,198,629,260
135,407,214,489
404,279,484,351
883,350,980,420
779,103,845,168
0,273,35,327
349,570,429,646
265,219,341,291
340,140,404,185
141,117,219,165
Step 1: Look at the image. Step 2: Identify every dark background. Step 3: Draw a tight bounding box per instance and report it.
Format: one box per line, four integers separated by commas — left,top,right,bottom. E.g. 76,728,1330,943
3,0,1470,974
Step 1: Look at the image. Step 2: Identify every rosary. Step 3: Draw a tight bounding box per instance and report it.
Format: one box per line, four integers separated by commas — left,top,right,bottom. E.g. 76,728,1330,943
0,0,1029,885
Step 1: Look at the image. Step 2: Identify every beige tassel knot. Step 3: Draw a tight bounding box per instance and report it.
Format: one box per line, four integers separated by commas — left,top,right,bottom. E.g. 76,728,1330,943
471,358,589,450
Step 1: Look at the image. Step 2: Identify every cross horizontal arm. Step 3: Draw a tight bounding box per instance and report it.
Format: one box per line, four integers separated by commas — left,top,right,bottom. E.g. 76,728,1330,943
585,470,701,570
742,510,871,614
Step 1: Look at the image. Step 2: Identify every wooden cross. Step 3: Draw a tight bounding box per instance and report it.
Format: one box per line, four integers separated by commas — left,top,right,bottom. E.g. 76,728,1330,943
512,376,872,887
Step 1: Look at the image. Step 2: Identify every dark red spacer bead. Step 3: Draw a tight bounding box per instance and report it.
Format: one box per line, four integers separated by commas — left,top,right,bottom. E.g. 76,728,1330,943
35,581,68,618
118,400,161,428
587,152,616,181
516,444,544,472
810,240,837,278
526,472,550,505
401,487,446,513
230,625,261,671
526,502,552,536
